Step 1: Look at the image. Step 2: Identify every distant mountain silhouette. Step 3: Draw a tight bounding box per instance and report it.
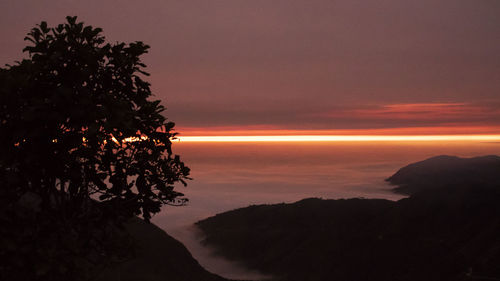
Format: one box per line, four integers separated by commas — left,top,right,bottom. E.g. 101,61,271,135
197,156,500,281
386,155,500,195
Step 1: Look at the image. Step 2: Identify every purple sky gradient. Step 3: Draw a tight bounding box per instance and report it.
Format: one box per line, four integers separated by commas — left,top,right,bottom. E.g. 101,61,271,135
1,0,500,132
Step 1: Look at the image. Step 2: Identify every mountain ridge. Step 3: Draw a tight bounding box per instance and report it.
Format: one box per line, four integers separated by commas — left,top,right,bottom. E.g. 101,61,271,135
386,155,500,195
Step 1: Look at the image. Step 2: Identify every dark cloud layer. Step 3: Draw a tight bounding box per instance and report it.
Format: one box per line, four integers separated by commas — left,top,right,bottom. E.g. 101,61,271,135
2,0,499,132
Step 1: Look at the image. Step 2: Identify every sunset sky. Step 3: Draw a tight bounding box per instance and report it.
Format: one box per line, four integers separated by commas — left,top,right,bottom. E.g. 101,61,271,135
2,0,500,137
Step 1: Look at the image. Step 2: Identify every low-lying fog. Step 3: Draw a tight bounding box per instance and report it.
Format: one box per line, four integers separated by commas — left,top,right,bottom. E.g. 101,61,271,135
152,141,500,280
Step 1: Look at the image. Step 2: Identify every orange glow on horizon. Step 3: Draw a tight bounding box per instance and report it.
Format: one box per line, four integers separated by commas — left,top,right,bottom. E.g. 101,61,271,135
176,125,500,137
176,134,500,142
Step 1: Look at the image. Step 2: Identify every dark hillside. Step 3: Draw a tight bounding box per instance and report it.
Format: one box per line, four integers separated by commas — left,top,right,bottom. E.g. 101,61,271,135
95,218,231,281
197,187,500,281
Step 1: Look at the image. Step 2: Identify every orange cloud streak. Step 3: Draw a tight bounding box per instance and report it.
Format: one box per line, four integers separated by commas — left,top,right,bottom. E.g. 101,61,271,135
309,102,500,122
174,103,500,138
348,103,492,120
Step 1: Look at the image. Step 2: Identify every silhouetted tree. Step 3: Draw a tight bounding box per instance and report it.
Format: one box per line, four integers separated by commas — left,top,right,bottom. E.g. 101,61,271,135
0,16,190,280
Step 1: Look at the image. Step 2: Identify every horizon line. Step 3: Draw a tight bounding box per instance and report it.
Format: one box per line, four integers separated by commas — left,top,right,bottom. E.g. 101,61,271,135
175,134,500,142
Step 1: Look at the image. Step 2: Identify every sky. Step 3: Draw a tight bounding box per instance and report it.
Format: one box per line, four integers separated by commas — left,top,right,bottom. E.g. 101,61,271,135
1,0,500,136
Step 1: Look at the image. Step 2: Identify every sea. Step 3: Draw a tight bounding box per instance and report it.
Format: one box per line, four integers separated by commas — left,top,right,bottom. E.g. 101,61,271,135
151,141,500,280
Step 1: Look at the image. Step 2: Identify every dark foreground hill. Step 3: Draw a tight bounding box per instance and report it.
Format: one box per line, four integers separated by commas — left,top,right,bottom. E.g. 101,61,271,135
197,187,500,281
95,218,229,281
386,155,500,195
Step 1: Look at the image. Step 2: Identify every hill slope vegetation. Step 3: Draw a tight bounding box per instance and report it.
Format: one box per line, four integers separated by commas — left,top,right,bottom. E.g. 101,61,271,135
95,218,230,281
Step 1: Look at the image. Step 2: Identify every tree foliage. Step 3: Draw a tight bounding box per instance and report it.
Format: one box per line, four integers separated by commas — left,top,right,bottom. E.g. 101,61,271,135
0,16,190,280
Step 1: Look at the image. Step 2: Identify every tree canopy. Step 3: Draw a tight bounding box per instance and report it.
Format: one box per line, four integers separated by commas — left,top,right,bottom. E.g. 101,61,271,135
0,16,190,280
0,15,190,220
